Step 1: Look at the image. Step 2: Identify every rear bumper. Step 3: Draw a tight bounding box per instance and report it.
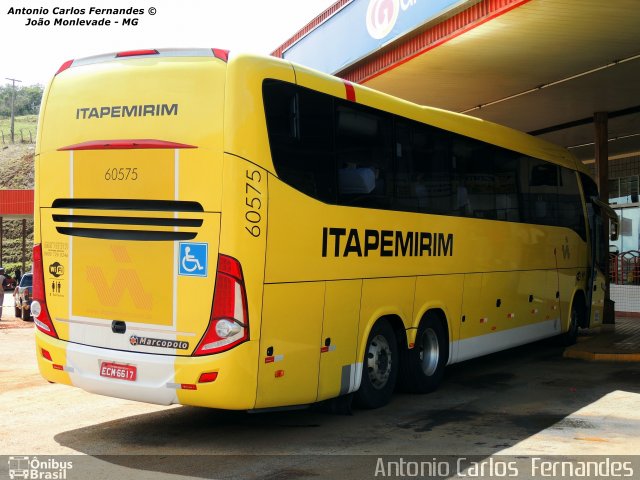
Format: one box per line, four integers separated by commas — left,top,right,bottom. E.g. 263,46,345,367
35,330,258,409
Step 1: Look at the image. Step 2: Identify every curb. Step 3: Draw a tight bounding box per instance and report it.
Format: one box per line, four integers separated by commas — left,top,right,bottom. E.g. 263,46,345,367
563,349,640,362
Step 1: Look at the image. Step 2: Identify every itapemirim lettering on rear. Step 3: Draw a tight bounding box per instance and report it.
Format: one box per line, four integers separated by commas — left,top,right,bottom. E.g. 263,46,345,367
76,103,178,119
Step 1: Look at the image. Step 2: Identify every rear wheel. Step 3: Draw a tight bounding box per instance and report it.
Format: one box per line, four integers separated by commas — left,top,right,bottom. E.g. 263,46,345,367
15,304,21,318
399,314,447,393
355,320,398,409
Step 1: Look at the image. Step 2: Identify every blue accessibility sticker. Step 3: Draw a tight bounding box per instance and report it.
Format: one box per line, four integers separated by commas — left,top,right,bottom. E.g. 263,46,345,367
178,242,208,277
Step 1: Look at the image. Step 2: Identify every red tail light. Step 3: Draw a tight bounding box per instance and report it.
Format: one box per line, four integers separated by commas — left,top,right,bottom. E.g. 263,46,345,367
32,244,58,338
194,255,248,356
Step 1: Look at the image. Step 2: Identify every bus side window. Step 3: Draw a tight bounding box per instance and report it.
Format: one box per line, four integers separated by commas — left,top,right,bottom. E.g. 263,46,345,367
336,102,393,208
394,121,428,213
522,158,559,226
263,80,336,204
393,122,417,211
493,153,521,222
558,168,586,239
454,137,497,220
265,78,582,233
394,120,459,216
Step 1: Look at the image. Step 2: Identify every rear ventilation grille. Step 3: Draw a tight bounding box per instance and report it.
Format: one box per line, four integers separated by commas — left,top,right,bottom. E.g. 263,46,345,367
55,227,196,241
52,214,202,228
52,198,204,242
52,198,204,212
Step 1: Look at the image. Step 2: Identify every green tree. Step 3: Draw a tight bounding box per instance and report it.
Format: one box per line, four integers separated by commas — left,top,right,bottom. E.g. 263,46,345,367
0,84,44,117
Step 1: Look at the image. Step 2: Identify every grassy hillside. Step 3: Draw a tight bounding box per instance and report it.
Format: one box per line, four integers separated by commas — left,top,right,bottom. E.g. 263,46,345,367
0,135,35,275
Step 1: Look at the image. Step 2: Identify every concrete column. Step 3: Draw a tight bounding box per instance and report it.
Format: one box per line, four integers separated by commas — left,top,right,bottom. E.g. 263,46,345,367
595,112,609,203
595,112,615,324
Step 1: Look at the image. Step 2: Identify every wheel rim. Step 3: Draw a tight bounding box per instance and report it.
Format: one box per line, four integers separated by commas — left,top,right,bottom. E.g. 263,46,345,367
366,334,392,390
419,328,440,376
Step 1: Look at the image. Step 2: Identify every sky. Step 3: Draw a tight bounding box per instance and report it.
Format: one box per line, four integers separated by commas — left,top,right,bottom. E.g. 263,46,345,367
2,0,337,86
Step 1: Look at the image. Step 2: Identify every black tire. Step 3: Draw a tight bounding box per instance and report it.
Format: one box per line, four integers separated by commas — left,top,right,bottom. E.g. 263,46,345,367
354,320,398,409
399,314,447,393
557,303,579,346
15,305,21,318
21,305,31,322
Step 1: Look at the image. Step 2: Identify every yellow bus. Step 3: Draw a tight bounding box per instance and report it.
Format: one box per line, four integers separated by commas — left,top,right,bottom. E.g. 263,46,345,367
33,48,617,410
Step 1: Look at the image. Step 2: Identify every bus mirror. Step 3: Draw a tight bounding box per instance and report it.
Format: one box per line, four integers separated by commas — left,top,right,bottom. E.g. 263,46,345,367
610,218,619,242
592,197,619,242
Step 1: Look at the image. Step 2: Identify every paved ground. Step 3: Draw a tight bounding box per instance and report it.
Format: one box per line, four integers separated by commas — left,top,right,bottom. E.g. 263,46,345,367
0,292,33,331
1,295,639,479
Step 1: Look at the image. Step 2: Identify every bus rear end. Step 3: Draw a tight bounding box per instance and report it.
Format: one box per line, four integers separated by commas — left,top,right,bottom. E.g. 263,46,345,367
34,49,261,409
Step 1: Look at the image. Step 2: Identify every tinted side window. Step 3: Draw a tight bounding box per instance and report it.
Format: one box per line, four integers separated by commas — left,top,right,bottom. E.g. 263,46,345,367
521,158,559,226
558,168,586,239
580,172,599,200
336,101,393,209
395,122,522,221
493,152,521,223
394,120,458,215
263,80,336,203
454,137,497,220
264,79,581,234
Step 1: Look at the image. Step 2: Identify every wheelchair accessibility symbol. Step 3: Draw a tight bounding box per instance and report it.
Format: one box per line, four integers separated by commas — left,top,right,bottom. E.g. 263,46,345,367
179,242,208,277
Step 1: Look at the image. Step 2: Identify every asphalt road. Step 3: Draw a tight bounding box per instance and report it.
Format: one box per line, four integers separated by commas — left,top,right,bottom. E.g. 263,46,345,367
1,312,639,479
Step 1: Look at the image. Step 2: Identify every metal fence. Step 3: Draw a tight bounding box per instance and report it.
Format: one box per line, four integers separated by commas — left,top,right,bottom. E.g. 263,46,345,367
610,251,640,314
0,129,36,144
610,250,640,285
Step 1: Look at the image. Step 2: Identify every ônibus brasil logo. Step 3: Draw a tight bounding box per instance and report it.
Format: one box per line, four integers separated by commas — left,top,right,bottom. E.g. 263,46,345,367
8,456,73,479
366,0,417,40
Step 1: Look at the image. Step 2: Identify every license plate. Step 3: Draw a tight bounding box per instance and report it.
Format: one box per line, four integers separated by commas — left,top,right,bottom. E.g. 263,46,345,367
100,362,137,382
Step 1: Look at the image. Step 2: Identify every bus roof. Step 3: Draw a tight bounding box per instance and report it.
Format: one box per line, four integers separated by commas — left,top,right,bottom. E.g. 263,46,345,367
50,48,589,177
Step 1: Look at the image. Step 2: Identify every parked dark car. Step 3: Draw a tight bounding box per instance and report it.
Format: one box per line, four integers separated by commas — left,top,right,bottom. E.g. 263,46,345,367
13,273,33,321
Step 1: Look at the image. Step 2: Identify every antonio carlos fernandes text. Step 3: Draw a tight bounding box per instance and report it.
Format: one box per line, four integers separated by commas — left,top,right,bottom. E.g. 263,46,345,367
373,457,634,477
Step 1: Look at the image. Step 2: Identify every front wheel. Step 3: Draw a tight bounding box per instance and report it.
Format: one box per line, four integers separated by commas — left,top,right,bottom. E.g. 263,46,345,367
399,315,447,393
21,305,31,322
354,320,398,409
557,303,579,346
